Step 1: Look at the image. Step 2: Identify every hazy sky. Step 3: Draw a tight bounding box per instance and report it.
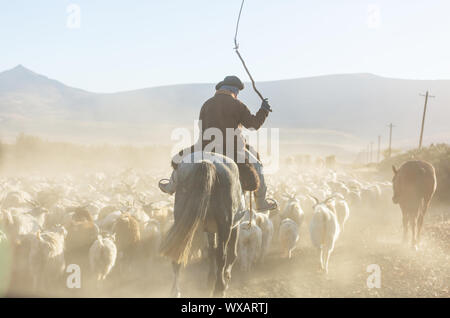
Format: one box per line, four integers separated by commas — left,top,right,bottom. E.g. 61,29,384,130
1,0,449,92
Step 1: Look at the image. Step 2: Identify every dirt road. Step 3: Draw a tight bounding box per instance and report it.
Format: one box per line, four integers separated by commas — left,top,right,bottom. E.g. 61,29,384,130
77,203,449,298
12,200,448,298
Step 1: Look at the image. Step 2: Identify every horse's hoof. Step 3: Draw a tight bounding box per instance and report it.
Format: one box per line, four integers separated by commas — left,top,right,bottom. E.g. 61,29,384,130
171,288,181,298
213,290,226,298
225,268,232,282
173,291,181,298
207,276,215,289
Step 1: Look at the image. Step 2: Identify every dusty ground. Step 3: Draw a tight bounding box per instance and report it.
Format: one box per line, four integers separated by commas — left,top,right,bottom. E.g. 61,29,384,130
5,187,448,298
226,206,449,298
34,202,447,298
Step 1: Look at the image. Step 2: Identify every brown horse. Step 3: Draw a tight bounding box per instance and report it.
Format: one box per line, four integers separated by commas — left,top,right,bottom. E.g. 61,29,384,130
392,160,437,249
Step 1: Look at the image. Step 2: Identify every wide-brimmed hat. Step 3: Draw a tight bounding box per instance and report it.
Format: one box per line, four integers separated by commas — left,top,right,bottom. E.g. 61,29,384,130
215,75,244,91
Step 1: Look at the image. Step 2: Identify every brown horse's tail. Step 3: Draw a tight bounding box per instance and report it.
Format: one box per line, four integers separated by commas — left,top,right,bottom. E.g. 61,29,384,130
160,161,216,266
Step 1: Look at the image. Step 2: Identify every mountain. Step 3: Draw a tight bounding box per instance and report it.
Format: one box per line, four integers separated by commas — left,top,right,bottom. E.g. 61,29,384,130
0,65,91,117
0,65,449,153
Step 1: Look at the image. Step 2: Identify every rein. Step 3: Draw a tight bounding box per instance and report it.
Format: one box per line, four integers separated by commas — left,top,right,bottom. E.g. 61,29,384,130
248,191,253,229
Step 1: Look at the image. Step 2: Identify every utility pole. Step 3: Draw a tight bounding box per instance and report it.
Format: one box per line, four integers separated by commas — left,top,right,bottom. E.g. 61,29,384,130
366,143,370,164
369,141,374,163
377,135,381,163
418,91,435,150
387,123,395,158
359,149,365,164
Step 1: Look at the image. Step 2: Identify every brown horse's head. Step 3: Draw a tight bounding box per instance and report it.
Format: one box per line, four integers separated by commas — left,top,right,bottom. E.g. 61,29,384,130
391,165,400,204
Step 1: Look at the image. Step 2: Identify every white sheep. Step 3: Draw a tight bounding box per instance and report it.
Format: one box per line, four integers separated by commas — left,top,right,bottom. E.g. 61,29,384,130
89,233,117,281
140,218,162,260
309,197,340,274
360,185,381,209
96,210,122,231
347,190,361,207
2,191,27,209
255,212,274,262
278,218,299,259
237,220,262,272
334,196,350,232
281,199,304,228
28,224,67,291
0,229,7,243
2,210,41,242
28,206,49,229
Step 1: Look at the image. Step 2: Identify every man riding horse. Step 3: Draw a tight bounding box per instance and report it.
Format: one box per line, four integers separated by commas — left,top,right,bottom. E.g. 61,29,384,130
159,75,277,212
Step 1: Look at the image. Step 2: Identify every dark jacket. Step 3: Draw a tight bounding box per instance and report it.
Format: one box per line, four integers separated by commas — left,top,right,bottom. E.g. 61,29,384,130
198,90,269,161
171,90,268,167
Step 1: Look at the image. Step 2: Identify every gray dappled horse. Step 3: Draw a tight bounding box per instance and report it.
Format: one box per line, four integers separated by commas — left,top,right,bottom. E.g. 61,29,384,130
159,152,247,297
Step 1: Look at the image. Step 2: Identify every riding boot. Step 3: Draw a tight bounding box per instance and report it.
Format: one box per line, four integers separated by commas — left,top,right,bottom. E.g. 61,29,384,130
252,161,278,212
159,170,177,195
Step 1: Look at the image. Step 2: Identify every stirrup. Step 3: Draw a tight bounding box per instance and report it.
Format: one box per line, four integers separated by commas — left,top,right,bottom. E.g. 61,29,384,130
158,178,172,194
266,198,278,209
255,198,278,212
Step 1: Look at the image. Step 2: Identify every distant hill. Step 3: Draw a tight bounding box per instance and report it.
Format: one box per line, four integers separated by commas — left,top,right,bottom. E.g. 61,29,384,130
0,65,449,156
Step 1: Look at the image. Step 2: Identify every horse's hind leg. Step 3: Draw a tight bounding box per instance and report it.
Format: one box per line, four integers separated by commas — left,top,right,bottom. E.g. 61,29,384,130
409,215,418,250
171,262,181,298
213,228,231,297
402,212,409,244
207,233,217,291
319,248,324,271
212,240,227,297
417,198,429,243
224,226,239,284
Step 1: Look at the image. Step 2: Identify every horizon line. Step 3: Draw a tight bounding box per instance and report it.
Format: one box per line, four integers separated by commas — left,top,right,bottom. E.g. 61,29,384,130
1,64,450,95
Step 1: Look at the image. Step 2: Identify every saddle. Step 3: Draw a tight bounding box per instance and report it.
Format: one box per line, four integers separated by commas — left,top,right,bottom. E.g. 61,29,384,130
170,148,260,192
236,162,259,192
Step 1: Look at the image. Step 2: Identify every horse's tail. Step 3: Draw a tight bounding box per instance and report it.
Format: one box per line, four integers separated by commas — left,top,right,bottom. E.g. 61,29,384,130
160,161,216,266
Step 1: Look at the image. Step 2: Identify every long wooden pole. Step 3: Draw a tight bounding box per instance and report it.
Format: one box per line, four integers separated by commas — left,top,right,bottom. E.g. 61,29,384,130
418,91,435,150
377,135,381,163
387,123,394,158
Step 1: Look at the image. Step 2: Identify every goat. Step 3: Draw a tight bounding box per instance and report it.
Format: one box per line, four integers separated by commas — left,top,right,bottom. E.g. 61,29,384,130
236,221,262,272
309,196,340,274
89,233,117,282
28,225,67,292
255,212,274,262
112,213,140,274
278,218,299,259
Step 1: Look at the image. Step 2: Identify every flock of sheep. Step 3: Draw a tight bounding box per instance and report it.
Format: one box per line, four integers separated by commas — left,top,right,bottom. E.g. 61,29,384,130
0,166,393,295
237,168,392,275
